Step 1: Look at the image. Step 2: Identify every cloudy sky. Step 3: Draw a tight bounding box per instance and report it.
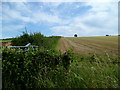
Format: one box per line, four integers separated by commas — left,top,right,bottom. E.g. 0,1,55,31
1,1,118,38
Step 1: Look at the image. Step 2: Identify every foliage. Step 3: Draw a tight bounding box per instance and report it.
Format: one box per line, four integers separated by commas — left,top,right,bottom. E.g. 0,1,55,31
49,36,62,38
2,33,119,88
2,49,73,89
11,32,33,46
11,32,60,49
2,48,119,88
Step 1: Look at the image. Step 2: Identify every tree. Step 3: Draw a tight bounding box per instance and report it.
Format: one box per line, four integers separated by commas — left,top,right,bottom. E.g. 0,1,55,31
74,34,77,37
106,35,109,36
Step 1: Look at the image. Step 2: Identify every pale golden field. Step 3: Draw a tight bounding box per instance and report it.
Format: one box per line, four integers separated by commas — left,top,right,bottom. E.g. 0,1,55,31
57,36,118,57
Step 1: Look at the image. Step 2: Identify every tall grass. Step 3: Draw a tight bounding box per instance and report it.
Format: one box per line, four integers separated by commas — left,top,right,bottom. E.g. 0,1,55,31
35,53,119,88
67,55,119,88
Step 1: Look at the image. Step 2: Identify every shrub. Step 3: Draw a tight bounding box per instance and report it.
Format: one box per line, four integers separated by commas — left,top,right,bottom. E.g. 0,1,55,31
11,32,61,50
2,48,119,88
2,48,73,89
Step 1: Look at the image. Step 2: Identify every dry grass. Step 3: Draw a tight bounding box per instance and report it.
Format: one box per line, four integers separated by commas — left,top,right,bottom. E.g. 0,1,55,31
57,36,118,57
2,42,11,46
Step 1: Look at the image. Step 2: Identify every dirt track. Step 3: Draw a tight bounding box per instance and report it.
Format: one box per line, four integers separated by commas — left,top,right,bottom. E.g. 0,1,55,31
57,36,118,57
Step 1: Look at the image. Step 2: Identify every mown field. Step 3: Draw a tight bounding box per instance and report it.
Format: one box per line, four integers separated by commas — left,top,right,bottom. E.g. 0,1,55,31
2,33,120,89
57,36,118,57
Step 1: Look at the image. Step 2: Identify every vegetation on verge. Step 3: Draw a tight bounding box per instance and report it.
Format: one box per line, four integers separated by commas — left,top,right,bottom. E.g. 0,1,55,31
2,49,119,88
11,32,61,50
2,49,73,89
2,32,119,88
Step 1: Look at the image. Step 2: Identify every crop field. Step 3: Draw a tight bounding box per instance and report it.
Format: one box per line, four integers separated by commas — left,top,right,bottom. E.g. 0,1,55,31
57,36,118,57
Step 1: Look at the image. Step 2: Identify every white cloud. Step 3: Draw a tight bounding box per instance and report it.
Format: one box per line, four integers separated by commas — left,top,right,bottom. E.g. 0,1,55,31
42,2,63,7
3,25,24,32
2,0,119,2
2,3,31,23
2,2,69,24
51,2,118,36
2,2,118,38
31,12,69,24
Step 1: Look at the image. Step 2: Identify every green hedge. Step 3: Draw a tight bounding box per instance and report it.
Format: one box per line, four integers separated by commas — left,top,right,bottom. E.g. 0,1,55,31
2,48,119,88
2,49,73,89
11,32,61,50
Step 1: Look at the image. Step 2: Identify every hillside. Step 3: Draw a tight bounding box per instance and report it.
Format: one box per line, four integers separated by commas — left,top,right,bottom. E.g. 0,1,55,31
57,36,118,57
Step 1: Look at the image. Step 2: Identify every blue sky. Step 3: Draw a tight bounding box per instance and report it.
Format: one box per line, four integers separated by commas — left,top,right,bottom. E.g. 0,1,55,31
1,1,118,39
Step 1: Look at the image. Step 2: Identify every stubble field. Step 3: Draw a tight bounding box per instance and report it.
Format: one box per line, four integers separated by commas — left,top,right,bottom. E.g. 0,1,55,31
57,36,118,57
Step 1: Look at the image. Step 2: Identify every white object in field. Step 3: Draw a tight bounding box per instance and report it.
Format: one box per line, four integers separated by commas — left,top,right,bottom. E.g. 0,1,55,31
7,43,38,51
7,43,31,48
25,43,31,47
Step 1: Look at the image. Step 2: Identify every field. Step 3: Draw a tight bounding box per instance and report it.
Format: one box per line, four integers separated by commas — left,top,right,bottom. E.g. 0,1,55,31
2,34,120,89
57,36,118,57
0,40,11,42
0,39,12,46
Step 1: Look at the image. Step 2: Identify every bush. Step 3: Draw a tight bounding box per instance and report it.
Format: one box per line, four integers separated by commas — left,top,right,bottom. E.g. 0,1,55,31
2,48,73,89
11,32,61,50
2,48,119,88
11,32,44,46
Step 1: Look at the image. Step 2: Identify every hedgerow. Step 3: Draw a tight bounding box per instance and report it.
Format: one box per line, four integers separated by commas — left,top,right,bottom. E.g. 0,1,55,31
11,32,61,50
2,48,119,88
2,49,73,89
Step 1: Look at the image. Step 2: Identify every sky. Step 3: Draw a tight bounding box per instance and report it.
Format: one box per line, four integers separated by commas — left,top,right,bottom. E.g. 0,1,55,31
1,1,118,39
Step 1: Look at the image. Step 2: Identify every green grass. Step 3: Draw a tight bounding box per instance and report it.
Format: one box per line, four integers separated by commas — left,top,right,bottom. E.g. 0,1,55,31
42,37,60,49
67,54,119,88
67,61,119,88
0,39,12,42
36,53,119,88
